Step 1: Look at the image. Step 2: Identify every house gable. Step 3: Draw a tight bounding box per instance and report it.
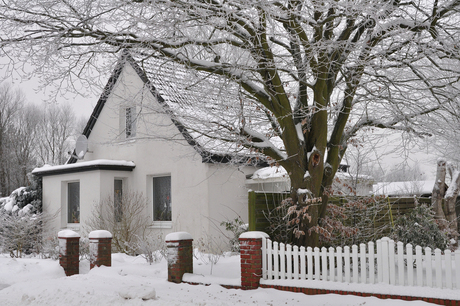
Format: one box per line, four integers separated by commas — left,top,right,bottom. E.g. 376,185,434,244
69,50,237,165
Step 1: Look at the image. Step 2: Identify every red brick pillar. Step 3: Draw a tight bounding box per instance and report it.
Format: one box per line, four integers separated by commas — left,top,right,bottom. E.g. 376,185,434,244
165,232,193,283
239,231,269,290
89,230,112,269
58,230,80,276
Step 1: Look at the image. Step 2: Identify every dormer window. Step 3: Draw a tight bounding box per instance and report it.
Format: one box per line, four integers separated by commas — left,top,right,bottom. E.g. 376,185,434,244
125,106,136,138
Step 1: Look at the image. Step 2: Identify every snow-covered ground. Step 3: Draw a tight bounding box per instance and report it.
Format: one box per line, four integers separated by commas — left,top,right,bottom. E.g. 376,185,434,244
0,253,437,306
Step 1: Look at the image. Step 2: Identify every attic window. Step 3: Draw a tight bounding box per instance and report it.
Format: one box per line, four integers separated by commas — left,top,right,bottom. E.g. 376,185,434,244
125,107,136,138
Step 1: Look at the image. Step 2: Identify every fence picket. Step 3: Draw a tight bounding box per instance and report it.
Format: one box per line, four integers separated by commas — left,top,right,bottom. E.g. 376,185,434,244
456,250,460,289
293,245,299,280
300,246,306,280
314,247,320,280
368,242,375,284
280,243,286,279
397,242,404,286
377,239,383,283
406,244,414,286
286,244,292,279
337,247,343,282
307,247,313,280
344,246,350,283
435,248,442,288
360,244,366,283
416,245,423,286
266,239,272,280
262,238,267,280
445,250,452,289
389,239,395,285
321,247,328,281
273,241,279,280
425,247,432,287
329,247,335,282
381,238,390,284
352,245,358,283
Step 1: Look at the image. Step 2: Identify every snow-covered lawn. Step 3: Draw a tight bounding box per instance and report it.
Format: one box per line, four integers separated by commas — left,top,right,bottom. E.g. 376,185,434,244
0,253,437,305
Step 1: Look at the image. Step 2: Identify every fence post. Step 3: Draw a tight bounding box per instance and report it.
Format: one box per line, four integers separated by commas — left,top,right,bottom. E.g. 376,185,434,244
239,231,269,290
58,229,80,276
89,230,112,269
165,232,193,283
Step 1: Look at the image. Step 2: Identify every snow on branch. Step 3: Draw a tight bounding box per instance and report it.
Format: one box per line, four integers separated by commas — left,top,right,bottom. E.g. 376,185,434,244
241,127,287,161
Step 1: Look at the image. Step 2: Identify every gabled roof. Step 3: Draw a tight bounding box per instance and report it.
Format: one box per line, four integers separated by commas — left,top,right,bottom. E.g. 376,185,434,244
69,50,262,165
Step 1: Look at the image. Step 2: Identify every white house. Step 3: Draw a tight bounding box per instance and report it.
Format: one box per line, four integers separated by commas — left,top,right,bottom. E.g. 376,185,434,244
32,51,262,247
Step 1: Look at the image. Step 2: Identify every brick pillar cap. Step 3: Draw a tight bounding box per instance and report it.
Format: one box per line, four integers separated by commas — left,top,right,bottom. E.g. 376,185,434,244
89,230,113,239
165,232,192,241
58,229,80,238
239,231,269,239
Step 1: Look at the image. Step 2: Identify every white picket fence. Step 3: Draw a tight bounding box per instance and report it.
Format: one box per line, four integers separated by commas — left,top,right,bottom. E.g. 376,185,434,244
262,237,460,289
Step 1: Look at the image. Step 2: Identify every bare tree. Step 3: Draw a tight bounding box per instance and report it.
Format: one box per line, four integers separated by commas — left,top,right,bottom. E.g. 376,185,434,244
36,103,76,166
11,103,40,187
1,1,460,246
0,83,24,196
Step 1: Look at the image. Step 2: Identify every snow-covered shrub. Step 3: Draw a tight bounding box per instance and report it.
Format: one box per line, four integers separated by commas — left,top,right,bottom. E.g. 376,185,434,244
194,235,223,275
391,203,450,251
85,190,151,255
137,234,167,265
0,177,51,258
220,217,248,252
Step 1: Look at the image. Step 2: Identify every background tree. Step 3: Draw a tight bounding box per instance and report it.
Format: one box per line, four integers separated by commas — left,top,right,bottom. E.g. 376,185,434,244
1,0,460,246
0,83,23,196
36,103,77,166
11,103,40,187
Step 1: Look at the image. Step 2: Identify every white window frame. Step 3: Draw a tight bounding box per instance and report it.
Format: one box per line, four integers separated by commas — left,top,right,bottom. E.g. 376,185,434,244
64,180,80,229
149,174,172,229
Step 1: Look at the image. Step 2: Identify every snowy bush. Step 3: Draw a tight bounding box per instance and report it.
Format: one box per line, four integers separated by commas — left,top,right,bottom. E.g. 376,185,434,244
0,178,53,258
85,190,151,255
220,217,248,252
194,234,223,275
391,203,450,251
136,234,167,265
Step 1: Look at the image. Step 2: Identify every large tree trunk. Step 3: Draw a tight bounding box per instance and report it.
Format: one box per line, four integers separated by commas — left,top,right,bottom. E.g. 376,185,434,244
432,158,447,220
444,167,459,237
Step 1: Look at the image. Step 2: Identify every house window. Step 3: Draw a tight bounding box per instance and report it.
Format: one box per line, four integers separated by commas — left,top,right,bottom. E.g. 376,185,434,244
114,179,123,222
125,107,136,138
153,176,171,221
67,182,80,223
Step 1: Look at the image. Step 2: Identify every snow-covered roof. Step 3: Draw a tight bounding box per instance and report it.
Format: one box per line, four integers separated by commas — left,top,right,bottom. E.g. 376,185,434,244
70,50,267,166
32,159,135,176
373,180,435,196
250,165,373,182
250,166,288,181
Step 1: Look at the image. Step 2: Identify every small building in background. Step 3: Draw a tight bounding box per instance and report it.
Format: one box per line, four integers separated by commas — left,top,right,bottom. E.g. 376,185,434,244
246,165,374,197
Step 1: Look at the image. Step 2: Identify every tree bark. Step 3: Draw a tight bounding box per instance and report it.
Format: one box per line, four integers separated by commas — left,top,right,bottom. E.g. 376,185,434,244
432,158,446,220
444,169,459,236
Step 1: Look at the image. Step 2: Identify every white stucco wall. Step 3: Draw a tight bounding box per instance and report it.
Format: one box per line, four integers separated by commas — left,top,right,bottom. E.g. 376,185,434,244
41,61,259,249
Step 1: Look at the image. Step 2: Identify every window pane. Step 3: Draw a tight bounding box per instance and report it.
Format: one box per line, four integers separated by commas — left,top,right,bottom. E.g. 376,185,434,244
125,107,136,138
153,176,171,221
114,179,123,222
68,182,80,223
